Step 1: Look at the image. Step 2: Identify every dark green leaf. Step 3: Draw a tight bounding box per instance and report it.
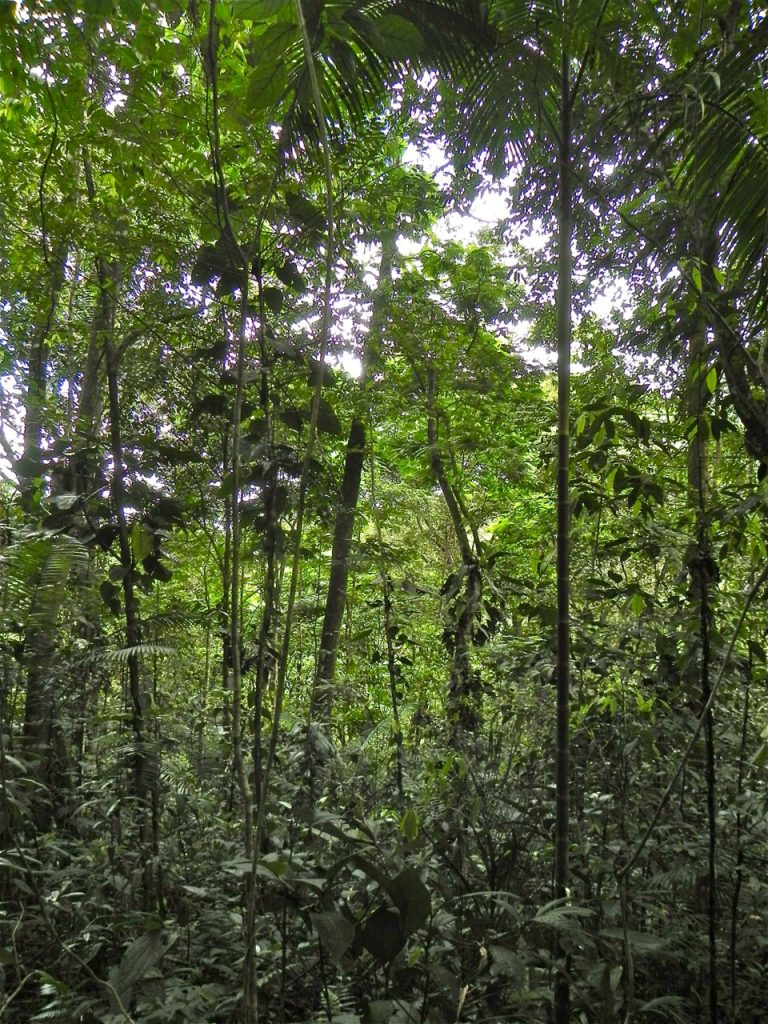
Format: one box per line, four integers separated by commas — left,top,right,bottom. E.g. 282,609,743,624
274,259,306,291
262,285,283,313
315,397,342,435
280,407,304,432
390,867,430,935
311,911,356,963
360,907,405,964
285,188,325,230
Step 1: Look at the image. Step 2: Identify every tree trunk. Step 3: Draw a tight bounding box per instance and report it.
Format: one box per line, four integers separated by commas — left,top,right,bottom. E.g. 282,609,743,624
686,235,718,1024
310,232,395,724
426,367,482,738
70,273,111,495
21,537,75,828
100,258,159,910
19,242,68,511
554,45,573,1024
312,416,366,720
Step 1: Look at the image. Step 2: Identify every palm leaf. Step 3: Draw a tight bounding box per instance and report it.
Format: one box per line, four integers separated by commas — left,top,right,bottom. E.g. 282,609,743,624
672,21,768,321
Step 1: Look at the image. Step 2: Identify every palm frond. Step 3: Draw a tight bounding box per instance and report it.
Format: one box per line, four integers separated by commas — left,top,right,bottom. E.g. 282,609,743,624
108,643,177,663
672,20,768,322
276,0,497,155
1,531,90,636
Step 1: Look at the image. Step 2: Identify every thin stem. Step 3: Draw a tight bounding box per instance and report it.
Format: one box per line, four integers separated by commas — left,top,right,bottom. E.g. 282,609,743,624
620,562,768,877
554,41,573,1024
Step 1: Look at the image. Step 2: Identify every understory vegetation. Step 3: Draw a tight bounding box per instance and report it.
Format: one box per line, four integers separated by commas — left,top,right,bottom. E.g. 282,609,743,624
1,1,768,1022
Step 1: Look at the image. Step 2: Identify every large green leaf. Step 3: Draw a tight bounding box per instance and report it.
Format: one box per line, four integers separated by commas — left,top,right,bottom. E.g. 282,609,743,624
389,867,430,935
311,910,356,962
247,58,289,111
360,906,405,964
107,930,175,1013
372,14,424,60
233,0,292,20
249,20,299,61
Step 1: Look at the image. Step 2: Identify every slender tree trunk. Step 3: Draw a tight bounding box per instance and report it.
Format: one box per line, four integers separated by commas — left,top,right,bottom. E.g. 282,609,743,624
554,45,573,1024
310,232,396,724
70,272,110,496
368,439,405,805
21,538,74,828
312,416,366,720
19,242,68,512
100,259,158,910
686,239,718,1024
425,367,482,738
729,654,750,1021
203,4,254,861
20,245,90,822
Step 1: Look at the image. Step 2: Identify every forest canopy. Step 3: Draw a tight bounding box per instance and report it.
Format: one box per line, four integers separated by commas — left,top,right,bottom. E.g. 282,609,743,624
1,1,768,1023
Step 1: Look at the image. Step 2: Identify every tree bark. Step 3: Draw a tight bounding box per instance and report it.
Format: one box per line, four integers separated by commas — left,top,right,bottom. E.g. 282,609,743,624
426,367,482,738
554,44,572,1024
99,258,159,909
310,232,395,723
19,242,68,511
686,235,718,1024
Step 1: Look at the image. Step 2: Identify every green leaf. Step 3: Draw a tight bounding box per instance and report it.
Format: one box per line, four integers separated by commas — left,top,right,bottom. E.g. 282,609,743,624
533,900,593,931
107,931,175,1014
49,493,80,510
261,285,283,313
131,523,155,562
488,944,524,980
236,0,290,16
108,644,176,663
315,397,342,435
274,258,306,291
600,927,666,952
285,188,325,230
360,906,405,964
249,20,299,61
311,911,356,963
638,995,686,1016
373,14,423,60
233,0,291,19
390,867,430,935
121,0,143,20
368,1002,396,1024
247,59,288,112
399,808,420,840
280,407,304,432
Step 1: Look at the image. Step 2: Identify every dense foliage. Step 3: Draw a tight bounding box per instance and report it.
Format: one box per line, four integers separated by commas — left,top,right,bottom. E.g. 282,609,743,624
1,1,767,1023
